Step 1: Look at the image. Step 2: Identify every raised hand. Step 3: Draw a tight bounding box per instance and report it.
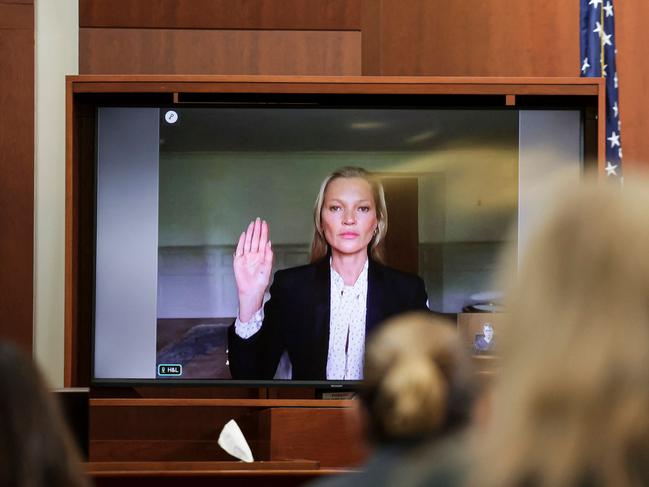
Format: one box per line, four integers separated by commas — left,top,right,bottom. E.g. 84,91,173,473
233,218,274,322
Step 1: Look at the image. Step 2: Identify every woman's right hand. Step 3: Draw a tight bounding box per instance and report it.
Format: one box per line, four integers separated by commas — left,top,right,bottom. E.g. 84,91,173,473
234,218,274,322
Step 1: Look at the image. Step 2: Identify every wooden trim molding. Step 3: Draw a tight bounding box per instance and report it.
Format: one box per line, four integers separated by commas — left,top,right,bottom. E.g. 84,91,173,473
68,74,604,95
64,80,74,385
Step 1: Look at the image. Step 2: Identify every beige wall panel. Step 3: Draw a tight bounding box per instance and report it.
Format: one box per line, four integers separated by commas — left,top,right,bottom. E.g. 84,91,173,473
79,28,361,75
34,0,78,387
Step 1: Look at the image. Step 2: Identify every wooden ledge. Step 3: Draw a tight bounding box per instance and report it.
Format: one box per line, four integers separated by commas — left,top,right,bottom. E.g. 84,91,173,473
86,460,355,477
89,398,357,407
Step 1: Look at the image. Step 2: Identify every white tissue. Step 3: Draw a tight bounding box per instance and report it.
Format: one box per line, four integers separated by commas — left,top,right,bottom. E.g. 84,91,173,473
218,419,254,463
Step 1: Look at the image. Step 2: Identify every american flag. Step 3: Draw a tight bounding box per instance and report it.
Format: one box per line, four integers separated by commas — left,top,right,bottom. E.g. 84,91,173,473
580,0,622,178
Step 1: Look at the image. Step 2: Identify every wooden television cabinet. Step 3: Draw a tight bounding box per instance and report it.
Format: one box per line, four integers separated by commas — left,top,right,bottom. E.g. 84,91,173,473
65,75,604,481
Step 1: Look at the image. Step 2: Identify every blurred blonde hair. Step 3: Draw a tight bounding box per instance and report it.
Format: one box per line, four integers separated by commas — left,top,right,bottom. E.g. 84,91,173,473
310,166,388,263
361,312,473,443
472,177,649,487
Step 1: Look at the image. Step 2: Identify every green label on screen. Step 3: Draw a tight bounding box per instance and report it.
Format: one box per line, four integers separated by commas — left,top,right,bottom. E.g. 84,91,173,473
157,364,182,376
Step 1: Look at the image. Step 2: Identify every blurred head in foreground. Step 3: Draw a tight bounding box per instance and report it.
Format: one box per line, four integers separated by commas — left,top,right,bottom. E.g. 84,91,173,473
361,311,474,444
473,178,649,487
0,342,88,487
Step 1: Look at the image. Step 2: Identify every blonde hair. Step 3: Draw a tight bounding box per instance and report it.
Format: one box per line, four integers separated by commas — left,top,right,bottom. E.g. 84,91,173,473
310,166,388,263
361,312,473,443
473,178,649,487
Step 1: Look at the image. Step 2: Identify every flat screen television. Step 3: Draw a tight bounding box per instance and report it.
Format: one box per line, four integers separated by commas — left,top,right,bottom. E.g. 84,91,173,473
91,94,584,386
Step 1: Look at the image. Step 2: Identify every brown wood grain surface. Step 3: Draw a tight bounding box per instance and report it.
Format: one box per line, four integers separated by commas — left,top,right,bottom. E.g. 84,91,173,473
264,407,368,467
88,402,362,465
377,0,579,77
89,439,235,462
0,8,33,353
80,0,361,30
0,3,33,29
79,29,361,75
68,74,603,85
616,0,649,172
360,0,381,75
90,405,255,442
86,462,338,487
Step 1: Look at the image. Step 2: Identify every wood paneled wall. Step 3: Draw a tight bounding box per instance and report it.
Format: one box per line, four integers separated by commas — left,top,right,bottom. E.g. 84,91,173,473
79,29,361,75
79,0,361,30
79,0,362,75
366,0,579,77
0,0,34,353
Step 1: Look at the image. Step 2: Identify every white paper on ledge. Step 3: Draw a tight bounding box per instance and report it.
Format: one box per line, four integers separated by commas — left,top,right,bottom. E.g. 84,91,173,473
217,419,254,463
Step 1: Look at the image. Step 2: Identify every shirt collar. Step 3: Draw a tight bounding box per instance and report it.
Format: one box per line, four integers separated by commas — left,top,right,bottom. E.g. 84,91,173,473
330,257,369,293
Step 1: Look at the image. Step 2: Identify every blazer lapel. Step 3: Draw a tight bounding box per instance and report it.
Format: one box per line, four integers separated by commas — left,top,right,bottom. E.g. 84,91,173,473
312,258,331,374
366,258,386,336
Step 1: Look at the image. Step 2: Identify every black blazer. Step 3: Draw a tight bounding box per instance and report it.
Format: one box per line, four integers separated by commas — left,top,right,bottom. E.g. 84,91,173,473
227,257,429,381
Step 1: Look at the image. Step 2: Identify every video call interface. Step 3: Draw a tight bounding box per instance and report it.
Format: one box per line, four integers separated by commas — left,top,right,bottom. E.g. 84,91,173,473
93,104,580,383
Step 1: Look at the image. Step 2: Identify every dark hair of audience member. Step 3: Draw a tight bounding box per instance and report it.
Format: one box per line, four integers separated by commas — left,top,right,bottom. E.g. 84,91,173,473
360,311,474,445
0,342,89,487
471,178,649,487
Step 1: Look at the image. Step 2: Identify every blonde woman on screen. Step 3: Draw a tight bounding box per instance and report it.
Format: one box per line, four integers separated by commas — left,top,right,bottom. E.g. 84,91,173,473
472,178,649,487
228,167,429,381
